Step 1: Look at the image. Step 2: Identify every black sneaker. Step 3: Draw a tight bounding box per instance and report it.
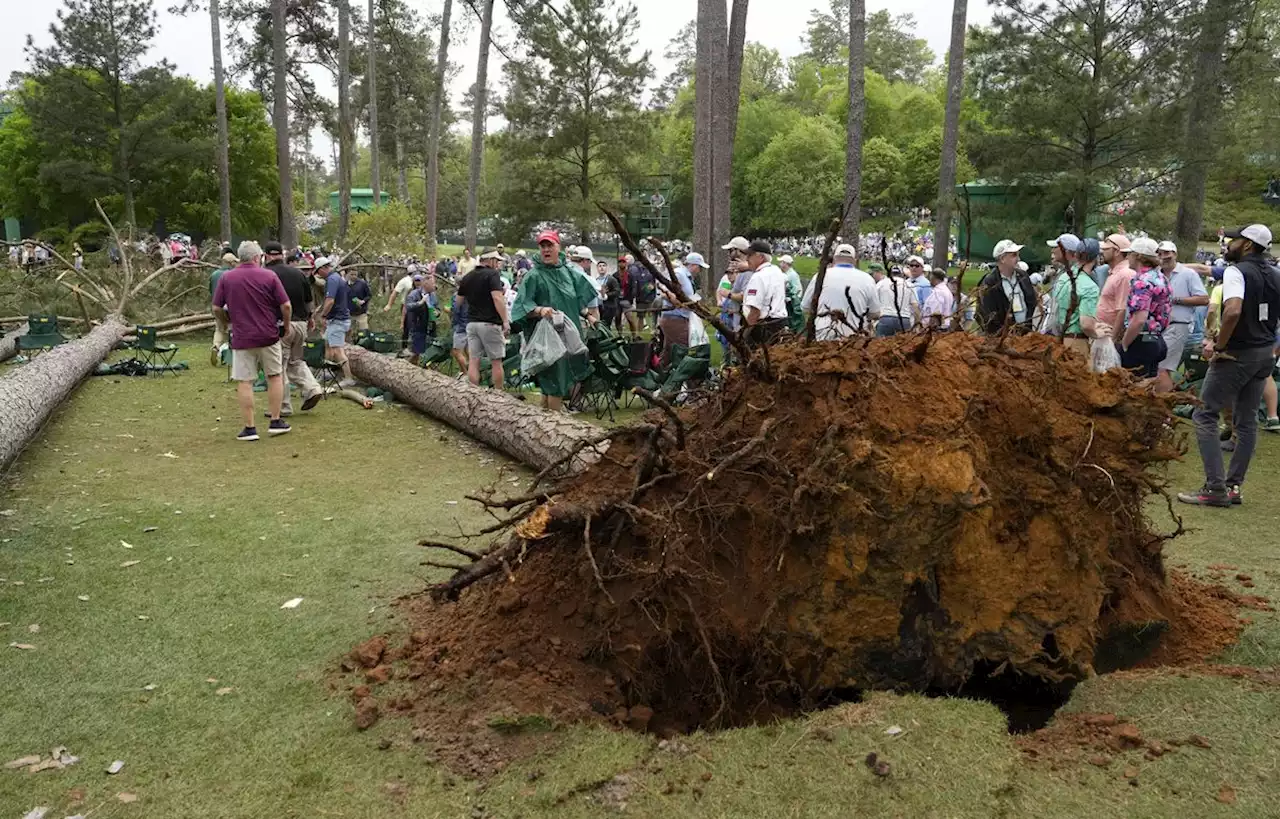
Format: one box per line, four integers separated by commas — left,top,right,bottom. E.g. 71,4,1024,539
267,419,291,436
1176,486,1232,508
301,393,323,411
1229,485,1242,505
237,427,259,442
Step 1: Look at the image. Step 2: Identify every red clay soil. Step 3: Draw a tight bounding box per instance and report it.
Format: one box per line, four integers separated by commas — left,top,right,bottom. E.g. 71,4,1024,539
346,333,1244,768
1017,711,1215,770
1135,571,1268,668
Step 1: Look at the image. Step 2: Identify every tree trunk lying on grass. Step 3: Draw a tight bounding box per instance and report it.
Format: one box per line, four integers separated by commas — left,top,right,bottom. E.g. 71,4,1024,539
345,345,606,476
129,313,213,332
0,315,128,472
120,322,215,343
0,323,29,363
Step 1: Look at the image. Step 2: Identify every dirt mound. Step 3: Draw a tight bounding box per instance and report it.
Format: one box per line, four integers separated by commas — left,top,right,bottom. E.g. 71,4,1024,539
1135,571,1262,667
366,333,1198,762
1017,711,1214,770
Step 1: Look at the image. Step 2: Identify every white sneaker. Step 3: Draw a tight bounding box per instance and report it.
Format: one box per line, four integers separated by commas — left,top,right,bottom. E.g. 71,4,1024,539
339,379,358,389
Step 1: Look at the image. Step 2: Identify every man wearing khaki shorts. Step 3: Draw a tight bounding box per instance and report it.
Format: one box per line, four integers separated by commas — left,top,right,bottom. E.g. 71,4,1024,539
457,248,511,389
212,241,293,441
1156,240,1210,393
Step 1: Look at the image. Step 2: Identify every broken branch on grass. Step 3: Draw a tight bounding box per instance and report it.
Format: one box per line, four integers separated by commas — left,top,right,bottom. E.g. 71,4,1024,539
419,540,484,561
532,425,645,488
423,559,472,572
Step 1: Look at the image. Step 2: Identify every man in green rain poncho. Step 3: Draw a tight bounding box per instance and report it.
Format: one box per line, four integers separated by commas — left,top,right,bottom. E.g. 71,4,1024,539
511,229,601,411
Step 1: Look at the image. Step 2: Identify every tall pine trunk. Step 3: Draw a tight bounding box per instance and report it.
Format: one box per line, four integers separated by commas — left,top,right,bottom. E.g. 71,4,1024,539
393,73,409,202
1174,0,1235,257
367,0,381,210
931,0,967,273
271,0,295,247
843,0,866,245
466,0,496,252
211,0,232,244
338,0,353,243
426,0,453,253
713,0,748,285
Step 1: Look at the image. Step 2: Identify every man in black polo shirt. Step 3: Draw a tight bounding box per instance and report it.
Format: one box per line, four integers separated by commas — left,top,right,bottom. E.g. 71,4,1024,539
456,248,511,389
263,241,323,414
1179,224,1280,507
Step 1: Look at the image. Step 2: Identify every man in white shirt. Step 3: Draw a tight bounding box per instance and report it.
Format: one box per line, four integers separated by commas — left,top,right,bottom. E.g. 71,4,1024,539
871,263,919,336
1155,239,1210,393
922,268,955,329
802,244,879,339
741,239,789,345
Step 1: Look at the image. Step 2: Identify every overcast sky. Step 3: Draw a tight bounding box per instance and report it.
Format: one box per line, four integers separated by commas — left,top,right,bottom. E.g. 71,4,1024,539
2,0,992,166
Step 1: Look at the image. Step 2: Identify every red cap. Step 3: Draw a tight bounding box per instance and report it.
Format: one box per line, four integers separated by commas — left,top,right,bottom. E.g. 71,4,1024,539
535,229,560,246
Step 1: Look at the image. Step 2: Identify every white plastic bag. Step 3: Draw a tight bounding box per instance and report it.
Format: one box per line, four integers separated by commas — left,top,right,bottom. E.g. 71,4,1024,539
520,318,567,377
688,313,710,348
1090,336,1122,373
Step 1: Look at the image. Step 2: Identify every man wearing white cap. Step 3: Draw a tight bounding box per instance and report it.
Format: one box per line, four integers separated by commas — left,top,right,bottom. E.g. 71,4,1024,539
1155,239,1209,393
656,252,701,361
802,244,878,339
905,255,932,313
569,246,603,309
1045,234,1101,356
1179,224,1280,508
977,239,1037,333
723,236,755,325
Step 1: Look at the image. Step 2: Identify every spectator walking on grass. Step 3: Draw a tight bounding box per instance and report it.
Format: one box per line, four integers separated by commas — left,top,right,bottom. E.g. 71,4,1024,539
457,248,512,389
211,241,292,441
316,257,356,388
263,242,323,416
1179,225,1280,508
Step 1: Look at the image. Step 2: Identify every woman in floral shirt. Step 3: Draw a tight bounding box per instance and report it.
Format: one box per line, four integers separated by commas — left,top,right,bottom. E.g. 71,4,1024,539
1118,237,1173,378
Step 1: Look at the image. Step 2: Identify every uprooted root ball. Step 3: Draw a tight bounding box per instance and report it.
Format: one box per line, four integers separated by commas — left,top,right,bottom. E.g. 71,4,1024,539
380,332,1196,747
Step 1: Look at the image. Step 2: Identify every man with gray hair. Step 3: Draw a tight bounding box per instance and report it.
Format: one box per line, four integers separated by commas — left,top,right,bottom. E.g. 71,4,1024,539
212,241,293,440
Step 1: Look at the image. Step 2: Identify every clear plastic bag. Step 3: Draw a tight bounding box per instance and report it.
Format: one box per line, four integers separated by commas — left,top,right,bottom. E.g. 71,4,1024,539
553,311,588,357
1090,336,1122,373
688,313,710,347
520,318,567,377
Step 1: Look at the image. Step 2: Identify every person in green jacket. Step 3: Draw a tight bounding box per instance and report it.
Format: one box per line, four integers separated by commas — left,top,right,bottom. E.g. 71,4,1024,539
511,230,600,410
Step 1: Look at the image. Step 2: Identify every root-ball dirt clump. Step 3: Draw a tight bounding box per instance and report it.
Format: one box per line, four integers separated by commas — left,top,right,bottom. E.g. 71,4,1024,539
378,333,1201,751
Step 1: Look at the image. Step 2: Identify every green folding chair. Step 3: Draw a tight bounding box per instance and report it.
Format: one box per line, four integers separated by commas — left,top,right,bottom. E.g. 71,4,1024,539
135,326,179,374
303,337,342,394
18,314,66,357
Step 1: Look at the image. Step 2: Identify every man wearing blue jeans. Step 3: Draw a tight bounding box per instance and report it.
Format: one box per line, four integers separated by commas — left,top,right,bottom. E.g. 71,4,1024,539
316,256,357,388
1178,224,1280,507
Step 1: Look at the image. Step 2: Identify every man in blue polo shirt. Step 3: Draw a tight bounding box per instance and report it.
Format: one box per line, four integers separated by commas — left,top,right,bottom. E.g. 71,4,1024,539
316,256,356,387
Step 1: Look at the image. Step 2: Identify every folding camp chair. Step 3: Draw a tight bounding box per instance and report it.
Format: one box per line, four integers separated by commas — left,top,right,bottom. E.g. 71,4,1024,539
135,326,180,375
303,337,342,394
658,342,712,399
18,314,66,358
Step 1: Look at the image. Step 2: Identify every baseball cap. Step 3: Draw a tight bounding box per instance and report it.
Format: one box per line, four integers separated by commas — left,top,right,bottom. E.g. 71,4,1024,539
1017,260,1029,272
722,236,750,252
1080,237,1101,259
411,273,424,282
1129,237,1159,257
779,254,794,264
570,245,595,261
535,229,560,245
262,240,284,255
1102,233,1131,251
313,256,333,269
479,247,502,261
992,239,1024,257
833,243,856,258
746,238,773,255
1048,233,1082,252
497,243,505,248
1156,240,1178,253
516,250,526,257
906,255,924,266
1030,272,1044,285
1225,224,1273,247
221,252,237,265
684,251,707,268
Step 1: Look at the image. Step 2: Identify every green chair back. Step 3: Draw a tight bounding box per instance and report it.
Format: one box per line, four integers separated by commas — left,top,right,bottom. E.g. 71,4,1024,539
136,326,160,351
27,314,58,334
371,331,398,353
303,337,327,368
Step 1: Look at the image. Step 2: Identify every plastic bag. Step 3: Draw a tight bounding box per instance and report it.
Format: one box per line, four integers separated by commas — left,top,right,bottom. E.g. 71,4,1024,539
520,318,567,377
552,311,588,357
1090,336,1122,373
688,313,710,348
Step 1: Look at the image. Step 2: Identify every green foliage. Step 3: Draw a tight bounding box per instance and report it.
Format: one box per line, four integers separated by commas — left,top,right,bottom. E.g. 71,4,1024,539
745,117,843,232
862,137,906,209
802,1,936,83
346,200,428,257
497,0,653,235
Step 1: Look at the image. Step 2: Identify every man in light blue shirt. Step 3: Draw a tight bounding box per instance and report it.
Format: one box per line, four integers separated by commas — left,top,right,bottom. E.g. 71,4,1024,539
656,252,703,362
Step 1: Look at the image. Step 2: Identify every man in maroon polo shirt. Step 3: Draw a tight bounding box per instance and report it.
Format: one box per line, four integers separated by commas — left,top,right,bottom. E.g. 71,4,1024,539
212,241,293,441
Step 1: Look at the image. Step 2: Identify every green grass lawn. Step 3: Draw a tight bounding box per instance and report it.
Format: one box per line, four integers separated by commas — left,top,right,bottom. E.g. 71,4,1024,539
2,343,1279,817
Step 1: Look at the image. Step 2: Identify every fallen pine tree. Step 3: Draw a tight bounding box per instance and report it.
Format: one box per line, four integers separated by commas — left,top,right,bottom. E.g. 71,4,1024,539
352,330,1195,742
346,345,608,476
0,314,128,472
0,323,28,363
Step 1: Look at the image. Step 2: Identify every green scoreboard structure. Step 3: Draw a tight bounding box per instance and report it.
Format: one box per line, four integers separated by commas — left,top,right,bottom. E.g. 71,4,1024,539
621,176,673,239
